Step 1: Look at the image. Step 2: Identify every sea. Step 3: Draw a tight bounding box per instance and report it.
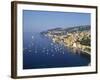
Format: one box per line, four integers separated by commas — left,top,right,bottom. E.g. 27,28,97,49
23,32,90,69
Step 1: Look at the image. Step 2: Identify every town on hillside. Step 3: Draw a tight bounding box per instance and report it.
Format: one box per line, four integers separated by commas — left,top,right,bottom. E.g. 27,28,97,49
41,25,91,55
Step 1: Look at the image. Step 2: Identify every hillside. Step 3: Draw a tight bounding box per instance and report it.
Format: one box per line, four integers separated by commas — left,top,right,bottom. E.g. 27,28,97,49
41,25,90,35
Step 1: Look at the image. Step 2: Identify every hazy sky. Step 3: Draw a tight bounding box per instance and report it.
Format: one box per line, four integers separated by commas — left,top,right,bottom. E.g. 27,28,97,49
23,10,90,32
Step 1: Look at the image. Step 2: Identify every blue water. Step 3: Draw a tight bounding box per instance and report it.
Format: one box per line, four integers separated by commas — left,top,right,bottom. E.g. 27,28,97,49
23,32,90,69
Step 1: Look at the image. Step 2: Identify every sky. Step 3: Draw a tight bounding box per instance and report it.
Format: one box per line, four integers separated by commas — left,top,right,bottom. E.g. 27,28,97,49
23,10,90,33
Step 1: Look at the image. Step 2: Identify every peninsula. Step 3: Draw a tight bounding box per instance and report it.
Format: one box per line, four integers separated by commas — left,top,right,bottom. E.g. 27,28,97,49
41,25,91,55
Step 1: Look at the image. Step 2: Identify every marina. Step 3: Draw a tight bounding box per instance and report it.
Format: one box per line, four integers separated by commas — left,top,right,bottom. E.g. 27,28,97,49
23,32,90,69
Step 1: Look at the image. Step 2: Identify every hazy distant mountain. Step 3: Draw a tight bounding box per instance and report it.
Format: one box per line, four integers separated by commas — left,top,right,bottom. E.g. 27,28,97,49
64,25,90,32
41,25,90,34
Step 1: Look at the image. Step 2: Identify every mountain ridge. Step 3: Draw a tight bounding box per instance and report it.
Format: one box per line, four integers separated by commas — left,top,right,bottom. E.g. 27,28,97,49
41,25,90,34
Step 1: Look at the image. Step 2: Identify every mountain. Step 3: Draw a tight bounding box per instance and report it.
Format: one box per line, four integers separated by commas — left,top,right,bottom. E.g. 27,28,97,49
64,25,90,32
41,25,90,35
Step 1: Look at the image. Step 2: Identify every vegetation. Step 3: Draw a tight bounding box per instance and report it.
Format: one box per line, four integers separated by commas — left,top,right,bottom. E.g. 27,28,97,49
80,35,91,46
41,25,91,54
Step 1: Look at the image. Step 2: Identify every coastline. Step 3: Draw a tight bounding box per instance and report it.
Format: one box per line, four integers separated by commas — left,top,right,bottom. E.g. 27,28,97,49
44,32,91,56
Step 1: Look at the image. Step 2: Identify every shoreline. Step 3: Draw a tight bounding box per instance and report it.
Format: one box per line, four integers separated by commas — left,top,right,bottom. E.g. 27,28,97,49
50,36,91,56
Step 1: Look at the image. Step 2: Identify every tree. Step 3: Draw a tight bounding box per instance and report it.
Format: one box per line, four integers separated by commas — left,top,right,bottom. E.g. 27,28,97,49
80,36,91,46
